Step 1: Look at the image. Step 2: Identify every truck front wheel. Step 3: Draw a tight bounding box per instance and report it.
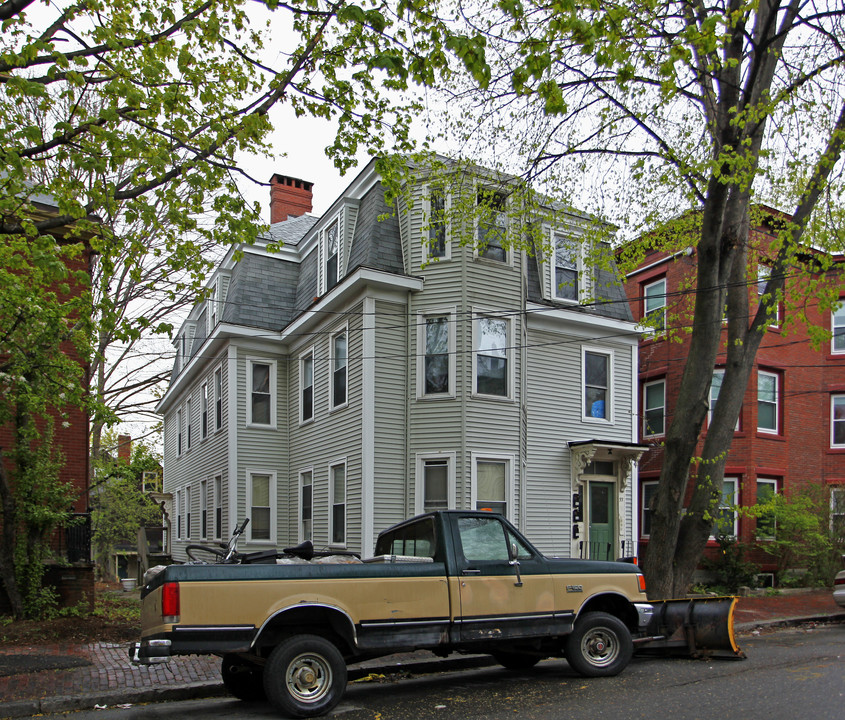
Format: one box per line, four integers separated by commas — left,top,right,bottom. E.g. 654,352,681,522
264,634,347,718
564,611,632,677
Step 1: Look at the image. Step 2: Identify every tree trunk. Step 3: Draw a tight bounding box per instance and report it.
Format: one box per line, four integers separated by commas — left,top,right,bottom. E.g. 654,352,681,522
0,449,25,618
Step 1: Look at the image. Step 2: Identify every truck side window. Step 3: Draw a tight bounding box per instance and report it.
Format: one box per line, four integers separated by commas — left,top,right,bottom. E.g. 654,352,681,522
457,516,509,562
374,518,436,557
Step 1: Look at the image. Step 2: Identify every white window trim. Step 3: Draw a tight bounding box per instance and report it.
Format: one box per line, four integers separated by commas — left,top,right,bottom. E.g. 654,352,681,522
757,369,779,434
214,364,223,432
185,484,192,540
175,489,182,541
471,309,514,401
299,347,316,425
643,277,667,332
328,459,347,548
422,184,451,263
416,308,456,399
176,407,183,457
207,280,217,335
414,451,457,515
200,478,208,541
329,325,349,412
320,214,343,295
756,264,780,327
246,468,277,544
185,397,193,451
473,183,512,266
246,357,277,429
831,394,845,448
298,468,314,543
832,303,845,355
755,477,778,540
640,480,659,538
200,382,209,440
711,477,738,538
581,345,614,424
708,368,741,431
213,474,223,541
549,227,590,303
470,452,515,523
643,378,666,438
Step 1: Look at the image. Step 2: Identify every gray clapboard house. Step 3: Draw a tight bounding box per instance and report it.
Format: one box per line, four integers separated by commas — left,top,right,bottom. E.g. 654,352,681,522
157,159,647,561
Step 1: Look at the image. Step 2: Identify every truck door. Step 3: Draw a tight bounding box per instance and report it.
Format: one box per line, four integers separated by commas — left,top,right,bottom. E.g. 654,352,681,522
453,514,556,642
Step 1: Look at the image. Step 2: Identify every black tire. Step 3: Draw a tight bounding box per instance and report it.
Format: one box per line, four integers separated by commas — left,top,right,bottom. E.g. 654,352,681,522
492,650,542,671
186,544,227,563
221,654,266,701
564,611,633,677
263,634,347,718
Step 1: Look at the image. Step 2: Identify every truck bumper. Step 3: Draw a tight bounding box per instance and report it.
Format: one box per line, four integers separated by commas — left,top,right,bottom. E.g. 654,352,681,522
634,602,655,631
130,639,172,665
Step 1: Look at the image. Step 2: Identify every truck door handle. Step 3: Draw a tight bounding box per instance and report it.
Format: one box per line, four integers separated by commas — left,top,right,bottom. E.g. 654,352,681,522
462,568,481,575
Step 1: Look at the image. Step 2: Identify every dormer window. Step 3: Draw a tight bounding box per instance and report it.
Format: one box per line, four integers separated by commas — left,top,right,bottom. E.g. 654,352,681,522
476,189,507,262
554,234,579,301
209,283,217,331
326,219,339,291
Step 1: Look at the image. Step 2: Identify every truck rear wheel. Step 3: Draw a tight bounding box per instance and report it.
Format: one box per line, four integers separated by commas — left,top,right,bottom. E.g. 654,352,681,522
264,634,347,718
221,654,265,701
564,611,632,677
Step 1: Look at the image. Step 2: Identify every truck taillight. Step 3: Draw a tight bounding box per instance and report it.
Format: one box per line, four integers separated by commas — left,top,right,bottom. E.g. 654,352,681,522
162,582,180,623
637,574,647,593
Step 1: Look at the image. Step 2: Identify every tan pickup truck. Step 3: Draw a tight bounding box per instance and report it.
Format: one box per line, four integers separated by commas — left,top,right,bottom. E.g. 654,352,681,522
133,510,653,717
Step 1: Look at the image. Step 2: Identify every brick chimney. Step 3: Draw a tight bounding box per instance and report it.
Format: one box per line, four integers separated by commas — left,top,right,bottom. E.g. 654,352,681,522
269,174,313,223
117,434,132,463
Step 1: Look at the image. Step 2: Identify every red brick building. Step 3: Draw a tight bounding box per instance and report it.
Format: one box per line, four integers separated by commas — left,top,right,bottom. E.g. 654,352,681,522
0,195,94,611
622,211,845,575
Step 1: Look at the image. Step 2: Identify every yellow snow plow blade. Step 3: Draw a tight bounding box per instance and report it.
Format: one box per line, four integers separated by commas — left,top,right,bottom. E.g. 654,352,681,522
636,596,745,659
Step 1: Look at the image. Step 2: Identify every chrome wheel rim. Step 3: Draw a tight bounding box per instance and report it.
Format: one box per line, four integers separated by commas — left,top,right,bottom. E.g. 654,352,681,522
285,652,332,704
581,627,620,667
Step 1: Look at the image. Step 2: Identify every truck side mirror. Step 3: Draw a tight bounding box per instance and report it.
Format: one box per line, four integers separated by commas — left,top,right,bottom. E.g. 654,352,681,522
509,542,523,587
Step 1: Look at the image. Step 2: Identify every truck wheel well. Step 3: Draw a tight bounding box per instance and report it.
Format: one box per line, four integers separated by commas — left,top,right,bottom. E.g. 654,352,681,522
578,594,638,631
253,606,355,657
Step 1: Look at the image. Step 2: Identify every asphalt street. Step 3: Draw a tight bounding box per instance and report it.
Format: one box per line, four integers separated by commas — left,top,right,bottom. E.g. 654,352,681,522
40,622,844,720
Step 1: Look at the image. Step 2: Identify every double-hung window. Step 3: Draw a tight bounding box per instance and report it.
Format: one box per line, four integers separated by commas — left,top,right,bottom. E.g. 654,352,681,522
643,278,667,332
214,367,223,431
325,219,340,291
186,398,192,450
553,233,579,301
833,303,845,354
176,408,183,456
300,470,313,542
420,313,454,397
214,475,222,540
300,350,314,423
757,264,779,325
185,485,192,539
476,189,507,262
472,454,512,519
201,383,208,439
200,479,208,540
474,315,509,397
583,349,611,421
248,359,274,427
248,471,274,542
711,477,737,538
757,370,779,433
330,462,346,546
832,487,845,543
832,395,845,448
643,379,665,437
641,481,658,537
709,369,740,430
331,330,348,409
756,478,778,539
426,188,448,260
